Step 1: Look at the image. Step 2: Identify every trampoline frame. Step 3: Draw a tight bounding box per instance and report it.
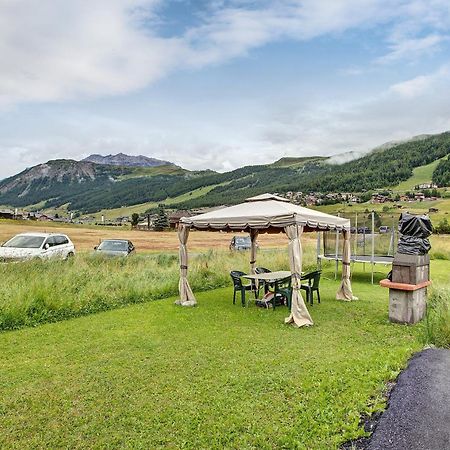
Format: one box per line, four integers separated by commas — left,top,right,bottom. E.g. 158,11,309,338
316,211,397,284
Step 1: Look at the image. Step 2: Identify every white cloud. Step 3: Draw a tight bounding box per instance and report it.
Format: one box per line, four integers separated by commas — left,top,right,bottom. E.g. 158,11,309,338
3,0,447,107
0,0,185,106
258,64,450,160
389,65,449,98
378,34,448,64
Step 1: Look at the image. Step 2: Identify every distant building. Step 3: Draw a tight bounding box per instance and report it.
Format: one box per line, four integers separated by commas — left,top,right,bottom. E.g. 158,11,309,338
414,192,425,201
371,193,390,204
417,182,437,190
169,210,192,229
0,209,14,219
37,214,54,222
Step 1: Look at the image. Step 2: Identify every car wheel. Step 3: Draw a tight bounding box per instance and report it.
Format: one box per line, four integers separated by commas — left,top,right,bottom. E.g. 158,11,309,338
65,252,75,260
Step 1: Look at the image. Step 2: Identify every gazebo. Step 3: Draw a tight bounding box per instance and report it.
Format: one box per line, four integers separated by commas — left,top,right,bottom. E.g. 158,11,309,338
176,193,357,327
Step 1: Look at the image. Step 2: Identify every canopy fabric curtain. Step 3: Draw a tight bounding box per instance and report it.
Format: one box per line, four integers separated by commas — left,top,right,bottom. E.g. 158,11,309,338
284,224,314,327
250,229,258,275
336,230,357,301
176,224,197,307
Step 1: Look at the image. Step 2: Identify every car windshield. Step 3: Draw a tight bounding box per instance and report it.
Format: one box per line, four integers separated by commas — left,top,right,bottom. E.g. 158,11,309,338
235,237,250,245
98,240,128,251
3,235,45,249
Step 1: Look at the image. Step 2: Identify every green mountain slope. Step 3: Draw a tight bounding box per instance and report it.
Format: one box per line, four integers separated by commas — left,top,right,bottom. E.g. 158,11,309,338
392,158,443,191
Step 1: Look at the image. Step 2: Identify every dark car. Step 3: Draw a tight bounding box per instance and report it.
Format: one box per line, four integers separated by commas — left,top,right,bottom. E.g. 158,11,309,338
229,235,255,251
94,239,135,257
357,226,371,234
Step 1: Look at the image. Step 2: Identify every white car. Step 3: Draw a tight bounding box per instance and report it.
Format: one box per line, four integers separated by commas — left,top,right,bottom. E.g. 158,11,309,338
0,233,75,262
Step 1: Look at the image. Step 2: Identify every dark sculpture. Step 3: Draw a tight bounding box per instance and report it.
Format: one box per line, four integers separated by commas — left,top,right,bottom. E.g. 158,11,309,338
397,212,433,255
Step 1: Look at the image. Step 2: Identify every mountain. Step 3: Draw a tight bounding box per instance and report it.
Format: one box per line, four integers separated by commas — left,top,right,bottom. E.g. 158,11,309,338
0,132,449,214
0,160,132,208
83,153,173,167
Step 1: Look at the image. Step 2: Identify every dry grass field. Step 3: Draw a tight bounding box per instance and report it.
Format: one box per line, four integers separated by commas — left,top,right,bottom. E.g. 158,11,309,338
1,219,448,256
0,220,303,252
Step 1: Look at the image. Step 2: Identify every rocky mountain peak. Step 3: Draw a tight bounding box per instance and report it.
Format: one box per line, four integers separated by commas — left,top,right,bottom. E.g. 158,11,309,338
82,153,173,168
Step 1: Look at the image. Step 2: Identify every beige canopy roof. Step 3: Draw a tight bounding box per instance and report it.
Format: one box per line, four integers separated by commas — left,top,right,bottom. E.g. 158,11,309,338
181,193,350,232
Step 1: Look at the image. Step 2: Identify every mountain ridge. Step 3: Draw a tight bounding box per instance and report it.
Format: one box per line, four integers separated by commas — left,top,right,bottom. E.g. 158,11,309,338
0,133,449,214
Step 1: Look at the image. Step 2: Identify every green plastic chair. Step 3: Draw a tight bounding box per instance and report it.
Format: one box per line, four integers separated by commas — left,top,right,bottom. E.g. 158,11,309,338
230,271,257,306
272,276,292,310
300,271,322,305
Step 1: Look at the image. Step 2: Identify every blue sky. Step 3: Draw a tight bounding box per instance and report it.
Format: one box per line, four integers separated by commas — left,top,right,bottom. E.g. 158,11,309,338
1,0,450,179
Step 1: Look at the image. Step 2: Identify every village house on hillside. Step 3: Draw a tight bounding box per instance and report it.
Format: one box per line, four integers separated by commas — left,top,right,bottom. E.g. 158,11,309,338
371,193,392,204
416,182,438,190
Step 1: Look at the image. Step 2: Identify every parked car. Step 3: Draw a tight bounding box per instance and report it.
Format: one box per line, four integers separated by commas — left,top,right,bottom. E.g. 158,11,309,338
379,226,391,233
94,239,135,257
357,226,371,234
229,235,255,251
0,233,75,262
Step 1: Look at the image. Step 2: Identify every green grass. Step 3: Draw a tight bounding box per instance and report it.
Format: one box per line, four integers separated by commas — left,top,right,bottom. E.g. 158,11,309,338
0,266,424,449
0,248,316,331
392,158,443,192
0,248,448,448
117,165,187,180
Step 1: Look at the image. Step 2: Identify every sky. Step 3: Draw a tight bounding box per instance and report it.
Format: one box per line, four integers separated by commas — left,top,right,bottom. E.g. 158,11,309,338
1,0,450,179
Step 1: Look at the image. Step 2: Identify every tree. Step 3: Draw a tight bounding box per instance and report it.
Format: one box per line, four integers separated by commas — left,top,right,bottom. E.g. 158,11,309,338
131,213,140,228
153,204,169,231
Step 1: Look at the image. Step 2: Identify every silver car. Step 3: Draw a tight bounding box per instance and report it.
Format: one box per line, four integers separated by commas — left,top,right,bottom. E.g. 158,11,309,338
94,239,135,257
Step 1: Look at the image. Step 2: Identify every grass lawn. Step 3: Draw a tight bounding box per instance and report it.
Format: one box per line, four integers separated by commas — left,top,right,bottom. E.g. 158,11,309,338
0,264,433,449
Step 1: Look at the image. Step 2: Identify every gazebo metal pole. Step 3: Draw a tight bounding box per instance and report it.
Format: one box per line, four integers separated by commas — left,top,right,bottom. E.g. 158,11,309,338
353,212,358,279
363,217,366,272
371,211,375,284
388,215,395,256
316,230,321,269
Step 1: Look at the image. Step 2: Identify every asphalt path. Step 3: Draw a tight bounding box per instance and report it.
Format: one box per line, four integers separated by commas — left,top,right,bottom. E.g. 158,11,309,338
368,348,450,450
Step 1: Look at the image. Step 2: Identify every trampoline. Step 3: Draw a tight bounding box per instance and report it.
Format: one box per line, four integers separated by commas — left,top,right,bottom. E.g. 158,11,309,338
320,254,394,264
317,212,397,283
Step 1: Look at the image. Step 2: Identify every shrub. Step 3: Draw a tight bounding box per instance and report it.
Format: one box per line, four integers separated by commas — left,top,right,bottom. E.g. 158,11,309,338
430,251,449,261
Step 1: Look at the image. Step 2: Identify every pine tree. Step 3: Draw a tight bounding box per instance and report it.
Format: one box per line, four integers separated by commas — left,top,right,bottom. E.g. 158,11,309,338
153,204,169,231
131,213,140,228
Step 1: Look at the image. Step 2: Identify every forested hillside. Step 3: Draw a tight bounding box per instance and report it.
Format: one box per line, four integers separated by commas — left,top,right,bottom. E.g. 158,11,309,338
172,132,450,209
433,156,450,187
0,132,449,213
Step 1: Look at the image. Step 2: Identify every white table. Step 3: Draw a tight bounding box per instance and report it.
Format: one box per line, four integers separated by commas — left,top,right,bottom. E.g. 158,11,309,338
242,271,292,282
